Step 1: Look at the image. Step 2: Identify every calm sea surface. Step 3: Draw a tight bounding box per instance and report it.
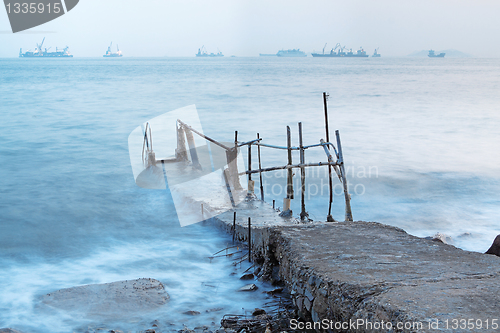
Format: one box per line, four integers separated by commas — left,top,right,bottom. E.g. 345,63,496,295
1,57,499,331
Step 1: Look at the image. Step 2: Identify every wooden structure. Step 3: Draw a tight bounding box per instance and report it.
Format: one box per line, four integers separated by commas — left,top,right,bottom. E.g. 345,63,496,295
150,94,354,222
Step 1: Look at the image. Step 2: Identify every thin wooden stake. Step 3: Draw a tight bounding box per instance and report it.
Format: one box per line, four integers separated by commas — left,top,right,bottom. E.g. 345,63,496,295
336,130,353,221
248,217,252,262
184,127,201,170
286,126,294,200
299,122,308,220
248,142,252,182
323,92,334,222
233,211,236,244
175,123,188,161
257,133,264,201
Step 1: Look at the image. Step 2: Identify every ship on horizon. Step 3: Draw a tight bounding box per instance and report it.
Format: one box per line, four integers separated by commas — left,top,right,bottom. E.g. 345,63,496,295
276,49,307,57
428,50,445,57
19,38,73,58
103,42,123,57
311,43,368,57
196,46,223,57
372,48,381,57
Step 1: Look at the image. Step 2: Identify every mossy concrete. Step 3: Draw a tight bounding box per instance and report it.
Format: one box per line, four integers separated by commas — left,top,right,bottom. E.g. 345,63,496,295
210,199,500,332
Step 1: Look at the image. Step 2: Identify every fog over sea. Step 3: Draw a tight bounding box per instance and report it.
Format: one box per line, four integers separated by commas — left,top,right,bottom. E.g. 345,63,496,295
1,57,499,332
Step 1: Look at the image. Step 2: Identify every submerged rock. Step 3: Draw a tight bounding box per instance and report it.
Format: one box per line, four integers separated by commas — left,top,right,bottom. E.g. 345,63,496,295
41,278,169,317
238,284,258,292
485,235,500,257
240,273,254,280
183,310,201,316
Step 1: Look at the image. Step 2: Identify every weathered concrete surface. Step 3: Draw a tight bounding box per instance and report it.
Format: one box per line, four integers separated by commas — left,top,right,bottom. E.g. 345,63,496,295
41,278,169,317
210,199,500,332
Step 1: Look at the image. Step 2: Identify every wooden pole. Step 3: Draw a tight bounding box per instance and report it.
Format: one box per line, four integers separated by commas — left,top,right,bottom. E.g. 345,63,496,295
299,122,308,220
243,161,340,175
226,131,242,190
233,211,236,244
248,217,252,262
184,127,201,170
248,142,252,182
286,126,294,200
175,123,188,161
323,92,334,222
336,130,353,222
223,168,236,207
257,133,264,201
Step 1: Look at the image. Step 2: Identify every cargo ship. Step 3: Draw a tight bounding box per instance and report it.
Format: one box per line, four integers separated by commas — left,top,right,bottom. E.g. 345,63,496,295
311,43,368,57
103,42,123,57
19,38,73,58
196,46,223,57
428,50,445,57
276,49,307,57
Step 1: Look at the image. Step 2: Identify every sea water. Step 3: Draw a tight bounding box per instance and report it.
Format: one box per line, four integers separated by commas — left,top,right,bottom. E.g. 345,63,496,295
1,57,499,331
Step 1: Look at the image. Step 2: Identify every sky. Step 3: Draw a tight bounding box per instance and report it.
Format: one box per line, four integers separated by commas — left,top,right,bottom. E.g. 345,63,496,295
0,0,499,57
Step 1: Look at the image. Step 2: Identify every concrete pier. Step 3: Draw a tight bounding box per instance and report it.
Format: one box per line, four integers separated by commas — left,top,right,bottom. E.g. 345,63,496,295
210,199,500,332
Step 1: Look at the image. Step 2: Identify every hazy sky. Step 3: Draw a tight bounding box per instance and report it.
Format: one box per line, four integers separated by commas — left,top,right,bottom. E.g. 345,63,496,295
1,0,499,57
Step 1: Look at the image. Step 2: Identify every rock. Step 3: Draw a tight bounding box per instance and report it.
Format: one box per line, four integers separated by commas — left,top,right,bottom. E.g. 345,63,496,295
178,328,195,333
238,284,258,292
41,278,169,317
240,273,254,280
252,308,266,316
206,307,223,313
266,287,283,295
183,310,201,315
0,329,24,333
485,235,500,256
426,233,453,244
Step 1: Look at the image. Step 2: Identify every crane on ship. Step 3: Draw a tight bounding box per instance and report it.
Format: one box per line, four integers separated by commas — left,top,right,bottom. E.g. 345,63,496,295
36,37,45,55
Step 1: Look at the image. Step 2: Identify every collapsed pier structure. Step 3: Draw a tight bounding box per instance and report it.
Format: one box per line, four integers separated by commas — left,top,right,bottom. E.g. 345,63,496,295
130,96,500,332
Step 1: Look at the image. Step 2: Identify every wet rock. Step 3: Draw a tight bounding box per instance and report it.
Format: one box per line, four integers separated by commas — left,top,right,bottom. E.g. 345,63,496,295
240,273,254,280
178,328,195,333
252,308,266,316
278,209,292,218
183,310,201,315
425,233,453,244
41,278,169,317
206,307,223,313
238,284,258,292
485,235,500,256
266,287,283,295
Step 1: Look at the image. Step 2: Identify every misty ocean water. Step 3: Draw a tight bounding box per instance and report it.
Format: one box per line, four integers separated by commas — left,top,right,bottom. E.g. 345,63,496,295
1,57,499,331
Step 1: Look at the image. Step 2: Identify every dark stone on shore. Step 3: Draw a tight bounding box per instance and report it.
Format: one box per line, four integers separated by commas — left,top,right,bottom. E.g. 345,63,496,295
183,310,201,316
0,329,24,333
252,308,266,316
240,273,254,280
485,235,500,256
266,287,284,295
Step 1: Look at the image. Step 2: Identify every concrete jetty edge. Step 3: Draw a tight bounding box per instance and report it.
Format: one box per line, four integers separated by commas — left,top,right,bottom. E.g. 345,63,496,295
209,198,500,332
